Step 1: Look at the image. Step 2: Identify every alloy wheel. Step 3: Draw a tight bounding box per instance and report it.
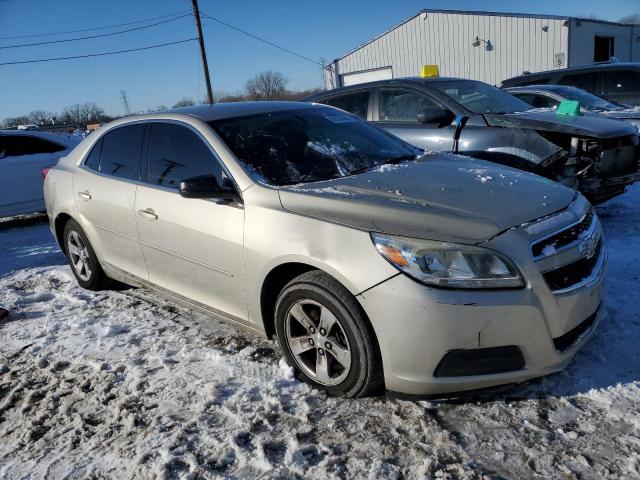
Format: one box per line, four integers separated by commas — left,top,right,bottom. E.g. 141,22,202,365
285,299,352,386
67,230,92,282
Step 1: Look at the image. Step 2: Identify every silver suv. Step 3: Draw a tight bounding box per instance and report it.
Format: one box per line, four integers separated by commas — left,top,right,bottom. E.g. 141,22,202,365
44,102,606,397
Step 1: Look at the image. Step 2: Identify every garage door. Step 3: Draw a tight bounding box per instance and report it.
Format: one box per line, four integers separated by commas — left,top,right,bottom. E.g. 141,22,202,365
341,67,392,86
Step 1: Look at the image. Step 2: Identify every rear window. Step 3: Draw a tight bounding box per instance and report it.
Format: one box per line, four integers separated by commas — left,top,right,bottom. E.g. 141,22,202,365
0,135,66,158
209,107,419,186
98,124,145,181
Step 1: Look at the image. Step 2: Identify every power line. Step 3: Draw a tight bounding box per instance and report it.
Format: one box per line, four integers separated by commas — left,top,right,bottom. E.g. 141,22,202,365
201,14,323,66
0,13,192,50
0,10,192,41
0,38,196,66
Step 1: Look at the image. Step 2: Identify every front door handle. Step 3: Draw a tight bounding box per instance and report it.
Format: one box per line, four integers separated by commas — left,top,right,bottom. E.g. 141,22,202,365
138,208,158,221
78,191,91,201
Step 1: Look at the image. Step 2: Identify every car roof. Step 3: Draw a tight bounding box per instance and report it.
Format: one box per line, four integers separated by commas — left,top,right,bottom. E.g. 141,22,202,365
0,129,82,148
163,101,315,122
304,76,469,100
503,62,640,84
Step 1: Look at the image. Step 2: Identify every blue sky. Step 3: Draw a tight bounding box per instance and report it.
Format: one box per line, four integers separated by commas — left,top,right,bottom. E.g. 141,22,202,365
0,0,638,119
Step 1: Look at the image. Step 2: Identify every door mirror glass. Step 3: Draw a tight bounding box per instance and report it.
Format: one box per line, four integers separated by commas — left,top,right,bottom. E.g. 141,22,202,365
179,175,239,201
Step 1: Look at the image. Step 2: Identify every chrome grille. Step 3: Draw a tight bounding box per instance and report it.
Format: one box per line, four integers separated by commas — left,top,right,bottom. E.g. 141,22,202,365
531,207,595,260
542,240,602,292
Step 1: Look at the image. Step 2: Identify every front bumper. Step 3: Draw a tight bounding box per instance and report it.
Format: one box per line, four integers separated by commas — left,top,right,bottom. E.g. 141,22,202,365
357,232,607,396
580,171,640,203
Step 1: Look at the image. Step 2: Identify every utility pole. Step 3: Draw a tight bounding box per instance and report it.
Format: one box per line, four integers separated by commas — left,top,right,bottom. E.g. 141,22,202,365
191,0,213,104
120,90,131,115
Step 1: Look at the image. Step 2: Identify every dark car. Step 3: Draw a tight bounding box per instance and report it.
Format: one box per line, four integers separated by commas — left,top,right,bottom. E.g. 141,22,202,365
304,77,640,203
506,84,640,133
501,62,640,106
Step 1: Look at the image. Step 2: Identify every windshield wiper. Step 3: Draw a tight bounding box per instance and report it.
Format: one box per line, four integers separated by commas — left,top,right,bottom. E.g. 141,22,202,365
349,154,418,175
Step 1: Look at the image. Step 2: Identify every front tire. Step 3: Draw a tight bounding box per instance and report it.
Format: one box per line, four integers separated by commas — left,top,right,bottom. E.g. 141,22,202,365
63,219,108,290
275,270,383,397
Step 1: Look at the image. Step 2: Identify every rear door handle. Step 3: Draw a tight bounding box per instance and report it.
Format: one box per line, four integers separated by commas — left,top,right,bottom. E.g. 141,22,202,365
78,191,91,200
138,208,158,221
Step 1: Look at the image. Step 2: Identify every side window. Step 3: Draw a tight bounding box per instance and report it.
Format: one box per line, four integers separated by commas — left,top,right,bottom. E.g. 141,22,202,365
325,91,369,119
515,94,559,109
0,135,65,158
83,139,102,171
558,73,600,93
378,89,445,123
146,123,224,189
99,124,145,180
603,71,640,95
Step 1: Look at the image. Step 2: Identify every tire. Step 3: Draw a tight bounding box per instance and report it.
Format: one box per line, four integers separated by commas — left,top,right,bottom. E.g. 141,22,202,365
275,270,383,398
63,219,109,290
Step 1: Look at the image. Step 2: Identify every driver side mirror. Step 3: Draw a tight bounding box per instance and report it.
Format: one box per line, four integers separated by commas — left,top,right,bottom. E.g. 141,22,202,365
179,175,240,202
417,108,453,126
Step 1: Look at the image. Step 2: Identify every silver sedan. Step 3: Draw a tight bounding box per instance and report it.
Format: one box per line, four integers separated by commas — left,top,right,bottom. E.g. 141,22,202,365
43,102,606,397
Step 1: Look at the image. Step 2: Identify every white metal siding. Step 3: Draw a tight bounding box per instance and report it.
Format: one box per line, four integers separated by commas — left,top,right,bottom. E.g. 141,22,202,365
328,12,570,87
568,19,638,66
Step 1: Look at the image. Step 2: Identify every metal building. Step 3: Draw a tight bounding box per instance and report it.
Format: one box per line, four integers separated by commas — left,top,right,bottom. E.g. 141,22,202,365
324,9,640,88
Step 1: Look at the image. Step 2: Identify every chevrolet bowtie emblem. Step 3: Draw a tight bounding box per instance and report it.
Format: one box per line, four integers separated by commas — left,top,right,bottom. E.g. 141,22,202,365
581,233,597,259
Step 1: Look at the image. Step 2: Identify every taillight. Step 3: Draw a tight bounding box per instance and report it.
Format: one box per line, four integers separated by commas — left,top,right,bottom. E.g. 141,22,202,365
41,167,52,180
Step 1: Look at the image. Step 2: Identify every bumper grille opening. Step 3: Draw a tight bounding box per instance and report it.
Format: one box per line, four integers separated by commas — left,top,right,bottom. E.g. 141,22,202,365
532,208,594,258
543,240,601,291
553,307,599,352
433,346,525,377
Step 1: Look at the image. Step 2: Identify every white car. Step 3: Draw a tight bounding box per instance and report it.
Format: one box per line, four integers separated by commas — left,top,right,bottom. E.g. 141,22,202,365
0,130,81,218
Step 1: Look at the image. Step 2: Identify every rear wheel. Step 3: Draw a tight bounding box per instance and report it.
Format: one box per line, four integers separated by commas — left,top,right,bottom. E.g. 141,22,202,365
63,219,109,290
275,270,383,397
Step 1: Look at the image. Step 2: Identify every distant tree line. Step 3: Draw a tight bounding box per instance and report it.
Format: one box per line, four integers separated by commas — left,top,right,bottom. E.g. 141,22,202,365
2,103,112,129
4,71,323,127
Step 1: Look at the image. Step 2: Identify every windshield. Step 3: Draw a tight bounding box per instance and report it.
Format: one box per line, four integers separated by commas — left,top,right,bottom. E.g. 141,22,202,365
549,86,624,111
431,80,534,114
209,107,421,185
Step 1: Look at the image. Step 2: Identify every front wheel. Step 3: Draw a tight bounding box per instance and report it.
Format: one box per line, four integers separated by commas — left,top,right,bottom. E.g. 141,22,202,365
63,219,109,290
275,270,383,397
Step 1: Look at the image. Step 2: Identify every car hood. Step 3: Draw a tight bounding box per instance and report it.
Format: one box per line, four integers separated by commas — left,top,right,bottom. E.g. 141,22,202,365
278,154,574,243
484,110,637,138
599,110,640,121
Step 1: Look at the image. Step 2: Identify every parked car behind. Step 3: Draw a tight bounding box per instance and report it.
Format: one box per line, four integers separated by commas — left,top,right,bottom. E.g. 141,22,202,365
0,130,81,218
506,84,640,132
501,62,640,106
44,102,606,397
304,77,640,203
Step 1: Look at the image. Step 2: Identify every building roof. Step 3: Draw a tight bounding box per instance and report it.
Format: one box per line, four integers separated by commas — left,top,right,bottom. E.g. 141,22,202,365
329,9,635,66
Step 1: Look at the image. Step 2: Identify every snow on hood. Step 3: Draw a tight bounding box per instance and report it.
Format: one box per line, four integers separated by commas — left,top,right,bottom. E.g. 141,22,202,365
279,154,574,244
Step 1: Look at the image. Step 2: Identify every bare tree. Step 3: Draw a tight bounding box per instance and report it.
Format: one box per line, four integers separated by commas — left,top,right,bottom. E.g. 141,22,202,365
172,97,196,108
59,103,107,126
619,14,640,24
2,116,30,128
27,110,54,125
245,71,289,100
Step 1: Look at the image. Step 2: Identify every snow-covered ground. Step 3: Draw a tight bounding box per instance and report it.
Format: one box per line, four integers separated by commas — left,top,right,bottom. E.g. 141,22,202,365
1,187,639,479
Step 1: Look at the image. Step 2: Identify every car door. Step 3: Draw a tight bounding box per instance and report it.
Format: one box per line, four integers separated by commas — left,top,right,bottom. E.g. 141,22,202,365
134,121,246,322
73,123,148,280
372,87,455,151
0,134,66,217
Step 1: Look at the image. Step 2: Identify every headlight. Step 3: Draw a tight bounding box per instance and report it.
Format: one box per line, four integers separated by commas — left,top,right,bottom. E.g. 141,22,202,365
371,233,524,289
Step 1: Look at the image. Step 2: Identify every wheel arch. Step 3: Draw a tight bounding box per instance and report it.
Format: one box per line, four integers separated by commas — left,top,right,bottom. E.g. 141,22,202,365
54,212,74,253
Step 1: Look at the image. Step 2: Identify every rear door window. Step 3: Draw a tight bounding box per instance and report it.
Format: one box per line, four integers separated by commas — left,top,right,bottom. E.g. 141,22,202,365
324,91,370,119
603,70,640,96
0,135,65,158
83,139,102,171
378,89,445,123
558,72,601,94
99,124,145,181
146,123,225,189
